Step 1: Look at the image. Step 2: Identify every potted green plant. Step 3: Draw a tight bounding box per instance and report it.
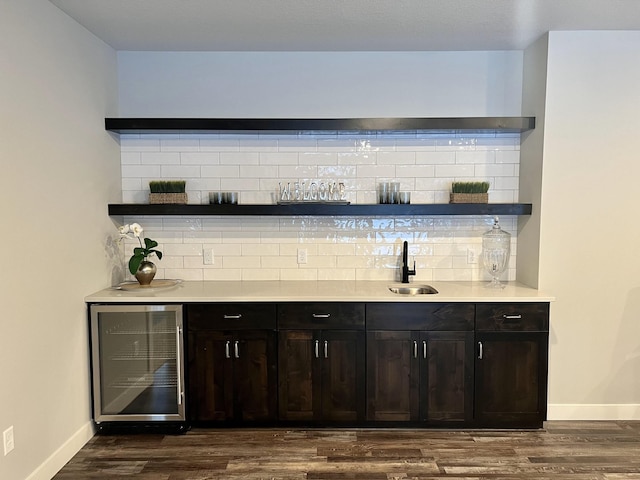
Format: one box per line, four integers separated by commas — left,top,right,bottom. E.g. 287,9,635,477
118,223,163,285
149,180,187,204
450,181,490,204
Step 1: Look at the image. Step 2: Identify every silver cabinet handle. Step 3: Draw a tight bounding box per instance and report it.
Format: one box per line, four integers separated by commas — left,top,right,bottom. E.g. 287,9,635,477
315,340,319,358
324,340,328,358
413,341,418,358
478,341,483,359
312,313,331,318
225,341,231,359
176,325,183,406
503,314,522,319
234,340,239,359
224,314,242,319
423,340,427,359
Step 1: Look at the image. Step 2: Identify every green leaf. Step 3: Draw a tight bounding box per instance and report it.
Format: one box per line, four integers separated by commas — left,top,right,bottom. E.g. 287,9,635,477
144,238,158,249
151,250,163,260
129,255,144,275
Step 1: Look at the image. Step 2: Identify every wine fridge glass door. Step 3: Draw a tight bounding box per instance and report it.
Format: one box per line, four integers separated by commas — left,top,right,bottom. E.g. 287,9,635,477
90,304,185,422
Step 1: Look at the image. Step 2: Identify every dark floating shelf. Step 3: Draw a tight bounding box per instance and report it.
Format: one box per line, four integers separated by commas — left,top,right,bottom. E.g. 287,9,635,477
105,117,535,134
108,203,532,217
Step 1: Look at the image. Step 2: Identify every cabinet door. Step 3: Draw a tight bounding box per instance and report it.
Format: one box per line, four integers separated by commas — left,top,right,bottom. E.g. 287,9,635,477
321,330,366,422
422,331,473,423
188,331,234,421
188,329,277,423
475,331,548,427
366,331,473,424
278,330,318,421
278,329,365,423
366,331,419,422
232,330,278,422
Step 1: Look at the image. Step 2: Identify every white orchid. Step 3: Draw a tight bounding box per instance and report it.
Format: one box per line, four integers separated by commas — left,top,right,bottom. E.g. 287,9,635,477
117,223,162,274
119,223,144,238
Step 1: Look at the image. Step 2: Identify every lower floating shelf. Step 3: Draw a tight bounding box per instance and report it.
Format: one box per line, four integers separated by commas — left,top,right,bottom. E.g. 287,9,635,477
108,203,532,216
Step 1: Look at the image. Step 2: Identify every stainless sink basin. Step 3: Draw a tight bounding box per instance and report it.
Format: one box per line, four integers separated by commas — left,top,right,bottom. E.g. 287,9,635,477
388,285,438,295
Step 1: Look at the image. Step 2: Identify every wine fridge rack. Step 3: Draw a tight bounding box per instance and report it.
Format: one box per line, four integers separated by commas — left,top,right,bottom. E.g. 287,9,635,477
111,368,178,389
112,340,177,360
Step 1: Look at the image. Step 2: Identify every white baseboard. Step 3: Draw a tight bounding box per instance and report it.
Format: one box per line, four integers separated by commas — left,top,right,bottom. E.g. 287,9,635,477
548,404,640,420
26,421,94,480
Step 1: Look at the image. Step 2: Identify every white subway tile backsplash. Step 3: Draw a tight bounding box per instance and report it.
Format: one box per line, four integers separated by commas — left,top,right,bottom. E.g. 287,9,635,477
260,152,299,165
495,150,521,163
456,151,495,164
337,152,377,166
239,139,279,152
377,152,416,165
475,163,516,177
180,152,220,165
122,165,162,178
436,138,476,151
121,137,160,152
317,138,357,152
160,138,200,152
201,165,240,178
141,152,181,165
200,138,240,152
213,153,258,167
121,152,141,164
435,164,475,178
160,165,202,178
277,138,318,152
299,152,338,166
119,132,520,282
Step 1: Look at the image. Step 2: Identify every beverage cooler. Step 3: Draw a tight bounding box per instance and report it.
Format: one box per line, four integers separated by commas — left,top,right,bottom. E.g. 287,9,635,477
89,304,187,432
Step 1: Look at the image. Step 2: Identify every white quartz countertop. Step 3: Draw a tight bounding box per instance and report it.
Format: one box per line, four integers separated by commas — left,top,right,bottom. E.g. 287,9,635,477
85,280,554,303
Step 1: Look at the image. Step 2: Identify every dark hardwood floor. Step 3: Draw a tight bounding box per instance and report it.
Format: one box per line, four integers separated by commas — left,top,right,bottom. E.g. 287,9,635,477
54,421,640,479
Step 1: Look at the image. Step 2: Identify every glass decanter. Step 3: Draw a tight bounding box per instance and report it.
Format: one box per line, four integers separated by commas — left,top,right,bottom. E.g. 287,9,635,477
482,216,511,288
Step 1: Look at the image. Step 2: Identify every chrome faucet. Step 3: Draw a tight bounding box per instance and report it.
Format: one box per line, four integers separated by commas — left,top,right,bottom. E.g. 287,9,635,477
401,240,416,283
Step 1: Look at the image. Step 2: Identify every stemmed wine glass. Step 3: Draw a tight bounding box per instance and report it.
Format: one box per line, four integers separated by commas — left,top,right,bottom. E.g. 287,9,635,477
482,217,511,288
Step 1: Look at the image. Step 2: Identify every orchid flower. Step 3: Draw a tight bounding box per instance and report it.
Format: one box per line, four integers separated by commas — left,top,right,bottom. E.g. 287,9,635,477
118,224,162,274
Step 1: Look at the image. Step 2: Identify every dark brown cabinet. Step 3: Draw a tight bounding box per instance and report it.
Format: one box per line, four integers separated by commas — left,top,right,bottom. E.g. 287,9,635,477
474,303,549,428
277,303,366,423
186,304,277,424
183,300,550,428
366,303,474,425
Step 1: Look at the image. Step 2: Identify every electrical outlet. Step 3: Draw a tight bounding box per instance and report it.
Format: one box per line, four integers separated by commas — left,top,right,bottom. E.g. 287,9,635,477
297,248,308,264
203,248,214,265
3,426,14,456
467,248,479,265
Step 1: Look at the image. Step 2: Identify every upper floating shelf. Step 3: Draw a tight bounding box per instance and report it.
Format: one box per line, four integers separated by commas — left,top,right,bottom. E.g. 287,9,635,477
105,117,535,134
108,203,532,217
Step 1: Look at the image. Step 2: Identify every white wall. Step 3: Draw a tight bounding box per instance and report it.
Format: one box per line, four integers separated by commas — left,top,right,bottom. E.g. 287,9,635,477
518,34,548,288
0,2,119,479
114,50,525,284
538,31,640,419
117,51,523,117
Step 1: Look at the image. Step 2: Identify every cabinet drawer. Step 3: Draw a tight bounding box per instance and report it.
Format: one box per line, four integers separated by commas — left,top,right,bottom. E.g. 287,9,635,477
476,303,549,331
366,303,474,330
187,303,276,330
277,303,365,329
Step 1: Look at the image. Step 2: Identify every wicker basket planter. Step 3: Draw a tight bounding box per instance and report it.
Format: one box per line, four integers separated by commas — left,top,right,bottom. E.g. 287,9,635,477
149,192,188,204
449,192,488,204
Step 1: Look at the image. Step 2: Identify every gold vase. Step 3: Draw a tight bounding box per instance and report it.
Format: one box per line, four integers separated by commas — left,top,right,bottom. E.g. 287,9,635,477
134,260,157,286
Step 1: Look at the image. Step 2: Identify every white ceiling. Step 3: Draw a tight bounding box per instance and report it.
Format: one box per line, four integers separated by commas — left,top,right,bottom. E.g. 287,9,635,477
50,0,640,51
